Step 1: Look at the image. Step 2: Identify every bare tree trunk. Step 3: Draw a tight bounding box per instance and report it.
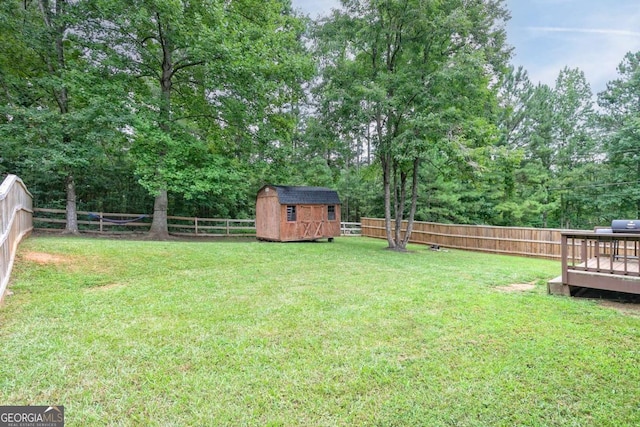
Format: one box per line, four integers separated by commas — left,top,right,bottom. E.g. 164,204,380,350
382,154,395,249
149,189,169,239
63,174,79,235
367,125,371,165
400,159,420,249
636,160,640,219
393,165,401,244
146,18,174,239
394,168,408,247
39,0,78,234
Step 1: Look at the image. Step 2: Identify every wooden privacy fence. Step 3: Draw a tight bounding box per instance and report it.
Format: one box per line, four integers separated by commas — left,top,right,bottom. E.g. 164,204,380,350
1,175,33,298
361,217,575,260
33,209,362,237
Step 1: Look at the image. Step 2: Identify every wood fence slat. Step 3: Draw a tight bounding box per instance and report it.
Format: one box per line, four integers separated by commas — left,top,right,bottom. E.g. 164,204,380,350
1,175,33,300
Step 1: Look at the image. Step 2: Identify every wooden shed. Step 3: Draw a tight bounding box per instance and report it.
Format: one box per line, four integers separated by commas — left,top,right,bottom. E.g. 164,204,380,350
256,185,341,242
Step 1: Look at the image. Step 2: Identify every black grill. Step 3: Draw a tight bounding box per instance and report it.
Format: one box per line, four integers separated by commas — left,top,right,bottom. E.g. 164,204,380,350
611,220,640,233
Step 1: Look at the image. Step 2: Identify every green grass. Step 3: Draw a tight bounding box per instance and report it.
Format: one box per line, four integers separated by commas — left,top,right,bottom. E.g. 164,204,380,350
2,236,640,426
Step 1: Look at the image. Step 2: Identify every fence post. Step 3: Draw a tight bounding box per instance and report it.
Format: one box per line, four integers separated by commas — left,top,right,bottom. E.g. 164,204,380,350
99,212,103,233
195,217,199,235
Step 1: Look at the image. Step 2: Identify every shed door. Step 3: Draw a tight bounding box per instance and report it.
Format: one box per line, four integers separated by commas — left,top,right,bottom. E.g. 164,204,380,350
300,205,324,239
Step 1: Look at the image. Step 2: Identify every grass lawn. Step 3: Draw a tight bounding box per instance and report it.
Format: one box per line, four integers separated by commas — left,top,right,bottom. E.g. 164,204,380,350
2,236,640,426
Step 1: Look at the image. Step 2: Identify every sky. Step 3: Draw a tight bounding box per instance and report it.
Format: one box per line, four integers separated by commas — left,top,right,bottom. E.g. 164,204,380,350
291,0,640,94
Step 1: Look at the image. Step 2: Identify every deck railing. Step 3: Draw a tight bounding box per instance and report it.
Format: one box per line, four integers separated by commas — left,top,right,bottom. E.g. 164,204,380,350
561,231,640,294
1,175,33,298
562,231,640,277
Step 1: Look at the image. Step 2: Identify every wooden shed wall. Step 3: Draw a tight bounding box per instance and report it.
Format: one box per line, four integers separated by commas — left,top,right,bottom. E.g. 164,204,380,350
324,204,341,237
256,190,281,240
277,204,341,242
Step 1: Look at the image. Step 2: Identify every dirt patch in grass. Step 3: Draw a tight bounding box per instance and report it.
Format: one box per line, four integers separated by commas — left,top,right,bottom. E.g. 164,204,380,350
495,283,536,292
86,283,126,292
21,251,73,265
599,300,640,316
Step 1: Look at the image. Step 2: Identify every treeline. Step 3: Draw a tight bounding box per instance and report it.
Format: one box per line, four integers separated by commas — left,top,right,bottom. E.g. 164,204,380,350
0,0,639,237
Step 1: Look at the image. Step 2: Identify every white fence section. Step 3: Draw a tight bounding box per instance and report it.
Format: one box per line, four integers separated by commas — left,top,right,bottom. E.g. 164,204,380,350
0,175,33,299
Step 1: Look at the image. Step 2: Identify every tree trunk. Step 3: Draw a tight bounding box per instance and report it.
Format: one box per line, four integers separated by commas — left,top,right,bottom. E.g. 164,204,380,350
394,167,407,246
63,174,79,235
636,160,640,219
393,166,401,244
400,159,420,249
149,189,170,239
382,154,396,249
40,0,76,233
147,20,174,239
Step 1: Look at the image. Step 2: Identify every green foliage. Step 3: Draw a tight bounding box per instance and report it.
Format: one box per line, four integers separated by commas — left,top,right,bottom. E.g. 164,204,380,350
315,0,510,247
1,0,639,229
338,164,384,221
490,65,604,228
0,0,136,226
81,0,314,232
598,52,640,220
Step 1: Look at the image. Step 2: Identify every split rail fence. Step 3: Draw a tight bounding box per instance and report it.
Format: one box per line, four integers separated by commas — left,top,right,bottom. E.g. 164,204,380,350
34,209,256,237
33,209,362,237
361,217,577,260
1,175,33,298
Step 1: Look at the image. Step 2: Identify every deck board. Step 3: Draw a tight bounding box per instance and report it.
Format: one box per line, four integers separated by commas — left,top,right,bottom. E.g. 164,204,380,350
572,256,640,274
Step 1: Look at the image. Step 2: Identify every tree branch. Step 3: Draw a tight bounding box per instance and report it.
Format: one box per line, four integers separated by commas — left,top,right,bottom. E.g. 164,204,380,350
170,59,206,78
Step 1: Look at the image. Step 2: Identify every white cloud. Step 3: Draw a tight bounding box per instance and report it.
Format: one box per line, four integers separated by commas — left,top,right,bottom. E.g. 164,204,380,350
527,27,640,38
520,26,640,92
293,0,640,94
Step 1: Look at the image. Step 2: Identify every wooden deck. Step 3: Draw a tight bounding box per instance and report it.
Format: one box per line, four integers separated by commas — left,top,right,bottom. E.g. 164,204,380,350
549,231,640,296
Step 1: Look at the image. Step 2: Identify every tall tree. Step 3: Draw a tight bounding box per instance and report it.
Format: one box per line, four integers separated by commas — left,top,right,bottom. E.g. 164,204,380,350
551,67,597,228
316,0,510,250
598,51,640,219
494,67,599,229
491,66,535,225
553,68,596,170
0,0,105,233
88,0,312,238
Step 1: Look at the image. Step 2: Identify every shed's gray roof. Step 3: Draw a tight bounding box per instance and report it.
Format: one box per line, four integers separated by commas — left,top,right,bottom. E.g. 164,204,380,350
269,185,341,205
